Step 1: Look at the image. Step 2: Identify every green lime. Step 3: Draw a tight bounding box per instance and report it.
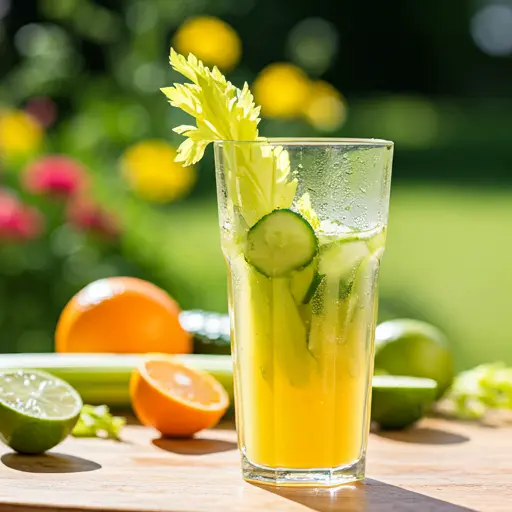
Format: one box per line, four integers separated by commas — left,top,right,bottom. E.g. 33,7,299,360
372,375,437,430
375,319,454,397
0,370,82,454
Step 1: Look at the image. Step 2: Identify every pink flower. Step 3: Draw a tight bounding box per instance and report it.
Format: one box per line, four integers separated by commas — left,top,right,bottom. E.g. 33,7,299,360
0,190,44,241
23,155,89,198
67,197,119,239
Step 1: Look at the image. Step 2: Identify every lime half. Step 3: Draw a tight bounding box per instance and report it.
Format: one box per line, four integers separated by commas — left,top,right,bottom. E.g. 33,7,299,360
0,370,82,454
371,375,437,430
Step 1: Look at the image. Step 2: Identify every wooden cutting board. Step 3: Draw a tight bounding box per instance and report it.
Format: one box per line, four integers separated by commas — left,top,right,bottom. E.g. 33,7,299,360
0,418,510,512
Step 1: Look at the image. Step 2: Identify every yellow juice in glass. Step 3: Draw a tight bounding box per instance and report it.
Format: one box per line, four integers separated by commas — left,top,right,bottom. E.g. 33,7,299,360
227,228,384,471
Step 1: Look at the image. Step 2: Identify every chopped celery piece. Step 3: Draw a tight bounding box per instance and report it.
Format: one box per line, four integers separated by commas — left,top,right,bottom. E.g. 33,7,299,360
72,405,126,440
441,363,512,420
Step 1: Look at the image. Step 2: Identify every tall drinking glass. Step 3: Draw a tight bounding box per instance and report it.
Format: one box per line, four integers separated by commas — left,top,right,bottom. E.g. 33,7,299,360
214,138,394,486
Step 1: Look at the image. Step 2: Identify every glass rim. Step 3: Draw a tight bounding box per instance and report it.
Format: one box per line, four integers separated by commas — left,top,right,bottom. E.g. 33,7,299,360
214,137,393,148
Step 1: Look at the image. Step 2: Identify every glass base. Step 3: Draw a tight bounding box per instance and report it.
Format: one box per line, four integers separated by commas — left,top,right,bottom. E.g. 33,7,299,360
241,452,365,487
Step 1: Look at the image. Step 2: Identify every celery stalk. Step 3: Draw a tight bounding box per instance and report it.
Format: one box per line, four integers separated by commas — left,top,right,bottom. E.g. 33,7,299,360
0,353,234,408
162,51,322,387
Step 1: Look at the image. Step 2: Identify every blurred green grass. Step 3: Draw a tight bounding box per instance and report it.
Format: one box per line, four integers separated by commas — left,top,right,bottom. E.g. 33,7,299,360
149,184,512,371
381,183,512,371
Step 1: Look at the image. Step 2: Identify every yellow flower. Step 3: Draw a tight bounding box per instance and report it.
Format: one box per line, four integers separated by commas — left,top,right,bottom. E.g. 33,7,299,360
303,81,348,132
0,109,43,158
173,16,241,72
121,140,196,203
252,63,311,119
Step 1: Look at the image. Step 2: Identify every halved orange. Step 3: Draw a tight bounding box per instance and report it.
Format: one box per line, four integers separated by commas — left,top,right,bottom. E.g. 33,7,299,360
130,355,229,437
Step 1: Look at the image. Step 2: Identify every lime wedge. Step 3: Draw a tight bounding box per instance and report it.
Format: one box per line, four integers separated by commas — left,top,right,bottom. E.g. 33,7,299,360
371,375,437,430
0,370,82,454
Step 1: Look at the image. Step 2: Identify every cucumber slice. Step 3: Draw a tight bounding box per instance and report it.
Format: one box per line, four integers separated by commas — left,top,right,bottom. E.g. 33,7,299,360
179,310,231,355
368,226,387,253
290,263,316,304
319,239,370,283
338,276,354,300
290,263,324,305
303,272,324,304
245,209,318,278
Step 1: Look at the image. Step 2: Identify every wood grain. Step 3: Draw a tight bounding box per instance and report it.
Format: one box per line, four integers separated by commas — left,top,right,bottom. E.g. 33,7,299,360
0,418,510,512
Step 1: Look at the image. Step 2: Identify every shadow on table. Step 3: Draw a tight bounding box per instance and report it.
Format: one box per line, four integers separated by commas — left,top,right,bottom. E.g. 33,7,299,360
254,479,477,512
1,453,101,474
152,437,237,455
376,427,469,445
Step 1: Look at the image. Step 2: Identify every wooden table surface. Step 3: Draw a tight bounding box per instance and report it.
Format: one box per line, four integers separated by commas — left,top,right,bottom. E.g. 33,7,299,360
0,418,510,512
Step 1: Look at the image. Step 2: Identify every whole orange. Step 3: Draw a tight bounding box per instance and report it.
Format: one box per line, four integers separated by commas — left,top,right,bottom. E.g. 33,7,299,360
55,277,192,354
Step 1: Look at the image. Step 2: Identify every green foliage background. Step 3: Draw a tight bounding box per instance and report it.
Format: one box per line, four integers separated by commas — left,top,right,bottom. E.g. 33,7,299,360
1,0,512,369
